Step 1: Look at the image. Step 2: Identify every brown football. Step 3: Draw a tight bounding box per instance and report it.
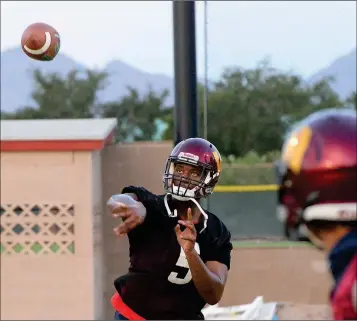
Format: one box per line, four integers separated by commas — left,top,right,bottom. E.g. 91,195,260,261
21,22,61,61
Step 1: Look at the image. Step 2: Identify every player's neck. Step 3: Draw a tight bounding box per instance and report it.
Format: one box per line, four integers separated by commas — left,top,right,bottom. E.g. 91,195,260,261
170,198,202,223
178,206,201,224
323,227,353,253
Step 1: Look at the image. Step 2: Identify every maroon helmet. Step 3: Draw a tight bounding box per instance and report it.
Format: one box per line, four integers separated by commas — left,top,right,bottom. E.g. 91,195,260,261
276,108,356,225
163,137,222,201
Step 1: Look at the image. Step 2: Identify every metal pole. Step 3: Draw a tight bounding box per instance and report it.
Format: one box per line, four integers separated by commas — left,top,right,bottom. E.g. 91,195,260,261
202,0,211,211
203,0,208,142
173,1,198,146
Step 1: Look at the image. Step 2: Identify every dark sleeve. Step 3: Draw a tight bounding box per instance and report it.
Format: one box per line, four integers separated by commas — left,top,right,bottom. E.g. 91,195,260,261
122,186,157,207
204,218,233,270
121,185,165,224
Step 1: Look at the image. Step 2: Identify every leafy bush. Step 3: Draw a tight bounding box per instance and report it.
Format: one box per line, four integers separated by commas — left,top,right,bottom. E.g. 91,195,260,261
219,150,280,185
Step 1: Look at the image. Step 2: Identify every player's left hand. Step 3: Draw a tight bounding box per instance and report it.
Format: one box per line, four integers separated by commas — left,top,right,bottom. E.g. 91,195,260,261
175,208,197,253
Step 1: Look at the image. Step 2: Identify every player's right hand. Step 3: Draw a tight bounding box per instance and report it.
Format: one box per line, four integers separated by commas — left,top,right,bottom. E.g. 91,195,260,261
107,194,146,236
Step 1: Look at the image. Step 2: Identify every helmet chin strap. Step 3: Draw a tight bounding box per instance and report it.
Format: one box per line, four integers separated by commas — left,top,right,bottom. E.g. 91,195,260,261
164,193,208,233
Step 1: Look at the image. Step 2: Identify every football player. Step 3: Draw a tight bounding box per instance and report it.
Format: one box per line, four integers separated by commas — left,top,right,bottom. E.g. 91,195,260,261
275,108,357,320
107,138,233,320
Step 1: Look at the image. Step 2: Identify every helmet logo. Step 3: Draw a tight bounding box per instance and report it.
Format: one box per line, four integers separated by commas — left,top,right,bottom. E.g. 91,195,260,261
212,151,222,173
338,209,357,220
282,126,312,174
178,152,199,164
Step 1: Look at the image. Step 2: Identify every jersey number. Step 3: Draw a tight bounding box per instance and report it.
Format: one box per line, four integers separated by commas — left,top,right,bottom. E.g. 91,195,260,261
167,243,200,285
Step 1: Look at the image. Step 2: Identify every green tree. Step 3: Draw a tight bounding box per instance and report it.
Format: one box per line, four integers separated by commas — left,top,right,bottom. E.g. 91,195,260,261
1,107,44,119
3,68,108,119
346,91,357,110
3,68,170,143
162,59,344,157
101,86,170,142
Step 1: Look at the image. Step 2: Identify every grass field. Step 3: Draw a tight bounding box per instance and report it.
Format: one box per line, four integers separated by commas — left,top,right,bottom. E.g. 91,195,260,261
232,240,313,249
215,184,278,192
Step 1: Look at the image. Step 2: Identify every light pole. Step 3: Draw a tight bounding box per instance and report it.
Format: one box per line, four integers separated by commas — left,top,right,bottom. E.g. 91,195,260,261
172,1,198,145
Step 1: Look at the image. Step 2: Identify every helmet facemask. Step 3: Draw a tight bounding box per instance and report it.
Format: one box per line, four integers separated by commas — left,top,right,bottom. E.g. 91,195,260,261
163,157,218,200
162,156,220,233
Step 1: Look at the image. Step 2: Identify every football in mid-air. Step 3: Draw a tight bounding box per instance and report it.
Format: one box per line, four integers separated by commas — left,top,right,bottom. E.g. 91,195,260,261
21,22,60,61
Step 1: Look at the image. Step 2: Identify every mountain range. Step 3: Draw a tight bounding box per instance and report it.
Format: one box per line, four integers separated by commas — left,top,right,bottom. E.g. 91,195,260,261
1,46,356,113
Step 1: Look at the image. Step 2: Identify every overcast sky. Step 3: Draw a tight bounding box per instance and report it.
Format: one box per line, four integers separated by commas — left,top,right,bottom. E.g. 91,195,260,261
1,1,356,79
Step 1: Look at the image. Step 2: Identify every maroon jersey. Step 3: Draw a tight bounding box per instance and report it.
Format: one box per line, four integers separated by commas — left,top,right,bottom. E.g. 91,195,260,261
112,186,233,320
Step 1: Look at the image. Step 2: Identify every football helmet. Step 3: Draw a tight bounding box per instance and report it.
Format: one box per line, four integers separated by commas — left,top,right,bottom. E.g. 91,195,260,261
163,138,222,231
275,108,356,227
